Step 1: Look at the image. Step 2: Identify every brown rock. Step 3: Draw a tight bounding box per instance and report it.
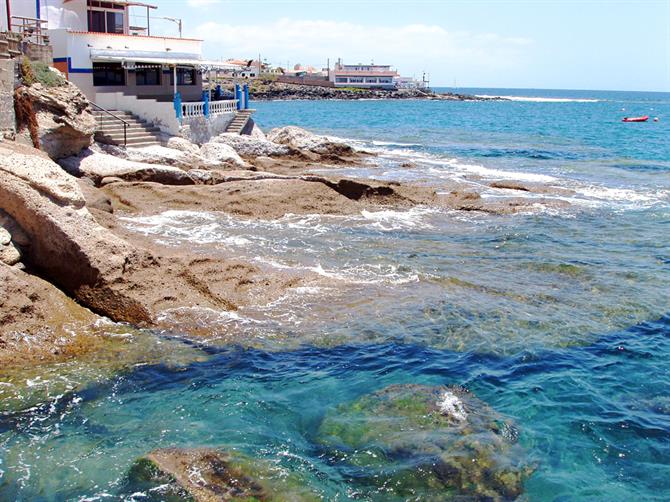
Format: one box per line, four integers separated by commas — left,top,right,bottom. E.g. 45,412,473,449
16,78,96,159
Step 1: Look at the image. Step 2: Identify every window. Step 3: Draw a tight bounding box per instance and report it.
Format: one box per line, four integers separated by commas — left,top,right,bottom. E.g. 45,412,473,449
349,77,364,83
89,10,105,32
136,65,161,86
170,68,196,86
87,0,125,34
93,63,125,86
106,12,124,34
365,78,378,83
335,77,348,83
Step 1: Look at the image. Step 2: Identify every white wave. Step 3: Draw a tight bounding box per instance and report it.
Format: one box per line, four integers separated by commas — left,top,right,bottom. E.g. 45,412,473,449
359,207,437,231
574,185,670,205
437,391,467,421
476,94,601,103
444,160,558,183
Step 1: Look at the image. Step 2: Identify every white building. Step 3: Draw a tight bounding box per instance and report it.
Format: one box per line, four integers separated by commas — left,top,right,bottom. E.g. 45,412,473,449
329,60,398,89
1,0,243,141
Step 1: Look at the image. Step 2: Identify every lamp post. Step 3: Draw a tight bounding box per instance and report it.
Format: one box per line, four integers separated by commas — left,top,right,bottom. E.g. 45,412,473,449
156,16,183,38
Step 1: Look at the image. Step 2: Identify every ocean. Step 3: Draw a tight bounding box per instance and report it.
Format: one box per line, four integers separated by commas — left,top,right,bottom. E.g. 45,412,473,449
1,88,669,500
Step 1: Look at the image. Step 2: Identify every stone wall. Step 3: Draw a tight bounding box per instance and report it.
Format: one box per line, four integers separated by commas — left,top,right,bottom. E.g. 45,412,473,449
0,58,16,138
22,42,53,65
179,112,236,145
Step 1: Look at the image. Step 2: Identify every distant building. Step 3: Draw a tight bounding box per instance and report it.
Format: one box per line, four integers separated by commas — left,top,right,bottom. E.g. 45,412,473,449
225,59,264,79
394,75,429,90
329,59,398,89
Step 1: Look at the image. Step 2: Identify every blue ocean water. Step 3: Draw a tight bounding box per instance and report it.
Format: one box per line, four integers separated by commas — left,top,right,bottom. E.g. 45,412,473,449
1,89,670,501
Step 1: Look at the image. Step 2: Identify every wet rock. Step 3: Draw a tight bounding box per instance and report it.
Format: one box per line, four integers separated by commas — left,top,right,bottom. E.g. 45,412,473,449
59,149,195,186
0,261,101,366
317,384,534,501
267,126,354,157
489,181,532,192
199,142,249,168
212,133,290,158
16,76,96,159
127,447,320,502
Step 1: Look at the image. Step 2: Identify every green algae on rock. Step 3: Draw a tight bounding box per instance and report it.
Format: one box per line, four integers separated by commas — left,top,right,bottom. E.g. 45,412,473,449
126,447,321,502
317,384,535,501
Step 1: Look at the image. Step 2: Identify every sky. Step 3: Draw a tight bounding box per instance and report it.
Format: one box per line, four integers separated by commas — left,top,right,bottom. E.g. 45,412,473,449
135,0,670,91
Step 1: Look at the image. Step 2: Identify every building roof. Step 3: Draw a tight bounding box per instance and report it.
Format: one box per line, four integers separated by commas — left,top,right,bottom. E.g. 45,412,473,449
90,49,238,70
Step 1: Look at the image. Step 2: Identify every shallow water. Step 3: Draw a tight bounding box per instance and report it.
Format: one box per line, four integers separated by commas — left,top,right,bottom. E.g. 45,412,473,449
2,89,670,500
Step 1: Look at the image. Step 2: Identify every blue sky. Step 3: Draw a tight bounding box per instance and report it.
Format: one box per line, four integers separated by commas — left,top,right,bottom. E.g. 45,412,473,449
139,0,670,91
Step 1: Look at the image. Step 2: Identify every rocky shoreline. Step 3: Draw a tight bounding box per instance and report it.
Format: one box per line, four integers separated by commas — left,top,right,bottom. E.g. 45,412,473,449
0,75,566,368
0,71,559,501
247,80,502,101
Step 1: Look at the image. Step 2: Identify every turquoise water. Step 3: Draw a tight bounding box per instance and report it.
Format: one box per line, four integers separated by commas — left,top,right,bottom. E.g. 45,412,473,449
2,89,670,500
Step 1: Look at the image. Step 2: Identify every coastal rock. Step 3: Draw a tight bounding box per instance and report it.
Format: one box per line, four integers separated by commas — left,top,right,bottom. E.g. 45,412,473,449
0,143,249,325
0,240,21,266
198,142,249,168
267,126,354,157
0,262,101,366
212,132,290,158
77,179,114,213
166,135,200,154
317,383,535,500
249,122,266,139
16,76,96,159
126,447,319,502
59,149,195,186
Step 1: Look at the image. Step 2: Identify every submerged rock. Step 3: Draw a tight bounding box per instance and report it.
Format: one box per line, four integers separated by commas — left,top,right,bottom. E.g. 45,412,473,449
317,384,534,501
127,447,320,501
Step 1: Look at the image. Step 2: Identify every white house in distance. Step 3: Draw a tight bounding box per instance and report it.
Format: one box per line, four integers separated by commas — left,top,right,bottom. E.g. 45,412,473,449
329,59,398,89
1,0,248,142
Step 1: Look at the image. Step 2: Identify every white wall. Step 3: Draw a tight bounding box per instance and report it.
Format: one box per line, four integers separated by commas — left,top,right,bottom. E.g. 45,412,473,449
96,91,181,135
45,0,87,31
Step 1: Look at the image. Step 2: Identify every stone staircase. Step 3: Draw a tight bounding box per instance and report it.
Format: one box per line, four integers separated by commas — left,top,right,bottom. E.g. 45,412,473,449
224,110,253,134
93,110,162,147
0,32,22,60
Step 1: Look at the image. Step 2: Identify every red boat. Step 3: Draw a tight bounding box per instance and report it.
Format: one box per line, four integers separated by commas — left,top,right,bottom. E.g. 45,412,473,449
622,115,649,123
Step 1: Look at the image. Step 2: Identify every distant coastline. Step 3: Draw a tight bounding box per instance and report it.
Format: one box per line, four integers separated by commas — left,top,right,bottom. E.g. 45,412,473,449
245,81,504,101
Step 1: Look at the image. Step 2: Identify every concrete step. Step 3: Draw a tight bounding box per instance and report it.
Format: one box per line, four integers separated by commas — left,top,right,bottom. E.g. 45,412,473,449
97,130,162,141
98,124,160,134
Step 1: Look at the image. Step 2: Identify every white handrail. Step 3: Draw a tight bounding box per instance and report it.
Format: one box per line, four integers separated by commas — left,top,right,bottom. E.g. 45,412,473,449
181,99,238,119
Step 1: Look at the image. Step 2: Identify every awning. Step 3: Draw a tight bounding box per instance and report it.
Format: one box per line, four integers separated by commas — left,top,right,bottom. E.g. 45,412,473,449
90,49,238,71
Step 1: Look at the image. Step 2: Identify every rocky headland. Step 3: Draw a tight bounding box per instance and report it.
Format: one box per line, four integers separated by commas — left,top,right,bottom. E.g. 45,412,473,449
246,80,501,101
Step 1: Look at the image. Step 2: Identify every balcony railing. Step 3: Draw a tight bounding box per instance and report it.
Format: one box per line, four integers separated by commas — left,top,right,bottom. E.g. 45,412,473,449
180,99,237,119
10,16,49,45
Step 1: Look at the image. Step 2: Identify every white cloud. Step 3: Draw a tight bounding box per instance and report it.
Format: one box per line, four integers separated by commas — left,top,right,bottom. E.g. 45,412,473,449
194,18,532,84
187,0,221,6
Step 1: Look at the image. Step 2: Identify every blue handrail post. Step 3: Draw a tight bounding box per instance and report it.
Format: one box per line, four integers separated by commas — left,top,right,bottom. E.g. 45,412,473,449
235,84,242,110
202,90,210,118
173,91,183,123
243,83,250,110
